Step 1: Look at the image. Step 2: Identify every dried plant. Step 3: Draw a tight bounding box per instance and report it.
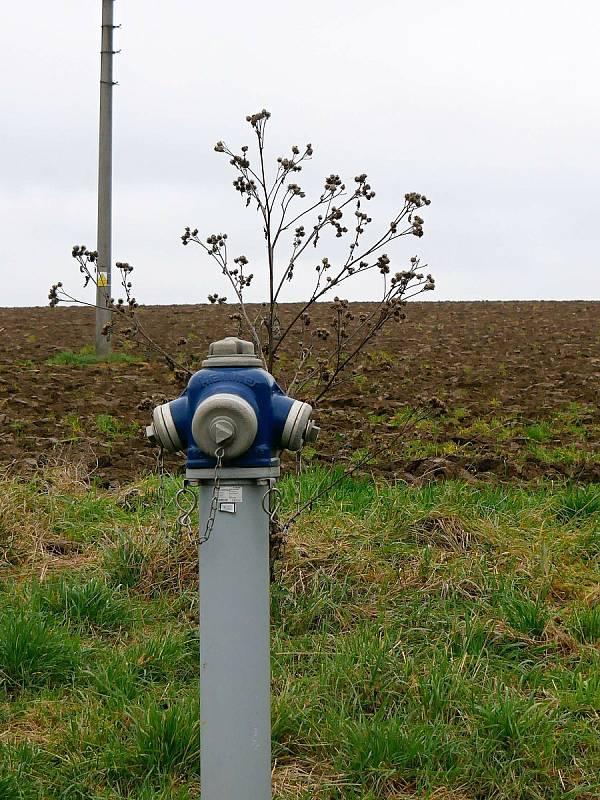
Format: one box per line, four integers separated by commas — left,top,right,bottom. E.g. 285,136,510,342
49,248,187,376
50,110,434,404
181,110,434,400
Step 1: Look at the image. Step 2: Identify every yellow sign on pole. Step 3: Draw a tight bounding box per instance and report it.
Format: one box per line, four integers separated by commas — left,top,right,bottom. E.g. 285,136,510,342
98,273,108,288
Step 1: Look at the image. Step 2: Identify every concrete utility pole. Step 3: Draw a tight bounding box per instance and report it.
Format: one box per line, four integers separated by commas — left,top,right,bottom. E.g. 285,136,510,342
95,0,116,356
146,337,320,799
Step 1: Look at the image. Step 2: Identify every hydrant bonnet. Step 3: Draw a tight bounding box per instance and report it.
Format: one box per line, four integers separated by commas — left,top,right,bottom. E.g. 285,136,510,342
202,336,263,368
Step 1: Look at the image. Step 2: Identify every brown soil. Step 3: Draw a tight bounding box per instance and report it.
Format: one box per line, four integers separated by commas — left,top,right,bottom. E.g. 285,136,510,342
0,301,598,484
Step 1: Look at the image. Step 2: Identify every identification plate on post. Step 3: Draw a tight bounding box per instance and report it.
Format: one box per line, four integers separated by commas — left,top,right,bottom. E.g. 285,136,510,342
219,487,243,503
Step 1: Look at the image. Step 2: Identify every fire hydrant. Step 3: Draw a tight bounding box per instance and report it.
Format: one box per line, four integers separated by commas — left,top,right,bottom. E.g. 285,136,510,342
146,337,319,800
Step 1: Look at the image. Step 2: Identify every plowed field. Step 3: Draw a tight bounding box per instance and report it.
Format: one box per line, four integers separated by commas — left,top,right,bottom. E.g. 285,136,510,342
1,301,598,483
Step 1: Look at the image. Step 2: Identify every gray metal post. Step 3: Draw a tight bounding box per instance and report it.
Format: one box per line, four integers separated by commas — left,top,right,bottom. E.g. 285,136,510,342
146,338,319,798
199,479,272,800
95,0,115,356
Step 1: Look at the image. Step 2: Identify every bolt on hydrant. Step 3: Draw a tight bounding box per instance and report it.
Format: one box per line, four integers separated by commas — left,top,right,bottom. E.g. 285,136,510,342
146,337,319,800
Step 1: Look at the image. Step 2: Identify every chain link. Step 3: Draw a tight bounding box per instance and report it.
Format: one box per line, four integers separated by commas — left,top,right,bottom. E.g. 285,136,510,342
261,483,282,525
168,446,225,545
155,446,168,537
263,482,288,581
175,481,198,542
262,451,304,533
198,446,225,545
162,441,304,552
295,450,303,516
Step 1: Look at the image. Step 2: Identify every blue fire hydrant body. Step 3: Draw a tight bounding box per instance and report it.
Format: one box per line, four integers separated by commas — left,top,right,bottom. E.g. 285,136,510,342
166,369,294,469
147,337,318,470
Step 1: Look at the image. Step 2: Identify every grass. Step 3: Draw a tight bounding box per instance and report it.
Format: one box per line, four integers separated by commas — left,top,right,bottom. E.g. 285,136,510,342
0,608,80,694
115,692,200,779
95,413,139,440
34,575,136,632
501,593,550,638
524,422,554,442
57,412,140,448
555,485,600,522
0,465,599,798
568,606,600,644
47,345,139,366
366,402,600,478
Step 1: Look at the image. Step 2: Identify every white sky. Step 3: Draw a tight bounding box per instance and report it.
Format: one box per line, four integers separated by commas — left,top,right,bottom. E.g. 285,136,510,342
1,0,598,306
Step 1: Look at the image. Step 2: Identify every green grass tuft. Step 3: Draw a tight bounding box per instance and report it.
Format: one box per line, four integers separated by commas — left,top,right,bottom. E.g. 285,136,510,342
0,772,22,800
107,693,200,783
101,530,157,590
475,688,551,752
131,695,200,777
556,484,600,522
0,608,80,693
501,594,549,638
524,422,554,442
126,632,198,684
47,345,138,366
95,413,139,440
35,576,135,632
568,605,600,643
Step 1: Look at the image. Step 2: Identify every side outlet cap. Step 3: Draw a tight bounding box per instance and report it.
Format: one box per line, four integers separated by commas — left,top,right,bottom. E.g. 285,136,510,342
149,402,183,453
281,400,315,451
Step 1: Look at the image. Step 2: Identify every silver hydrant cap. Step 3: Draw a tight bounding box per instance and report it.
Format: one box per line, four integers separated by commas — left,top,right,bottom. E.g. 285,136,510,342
202,337,263,368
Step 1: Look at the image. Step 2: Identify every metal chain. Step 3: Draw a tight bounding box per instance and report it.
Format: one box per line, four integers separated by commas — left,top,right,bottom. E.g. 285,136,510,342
175,480,198,542
155,445,168,537
169,446,225,545
198,446,225,545
261,483,282,525
262,450,303,531
295,450,303,516
263,482,287,582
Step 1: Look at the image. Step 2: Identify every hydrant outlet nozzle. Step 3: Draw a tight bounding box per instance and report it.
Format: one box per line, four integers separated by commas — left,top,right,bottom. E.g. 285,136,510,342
147,402,185,453
281,399,315,451
192,393,258,461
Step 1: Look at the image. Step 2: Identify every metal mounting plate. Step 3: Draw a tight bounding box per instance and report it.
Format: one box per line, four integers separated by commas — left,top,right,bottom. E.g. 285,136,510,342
186,465,281,480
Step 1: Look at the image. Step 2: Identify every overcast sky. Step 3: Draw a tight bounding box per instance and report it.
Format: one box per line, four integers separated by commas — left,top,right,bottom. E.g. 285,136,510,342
1,0,598,307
